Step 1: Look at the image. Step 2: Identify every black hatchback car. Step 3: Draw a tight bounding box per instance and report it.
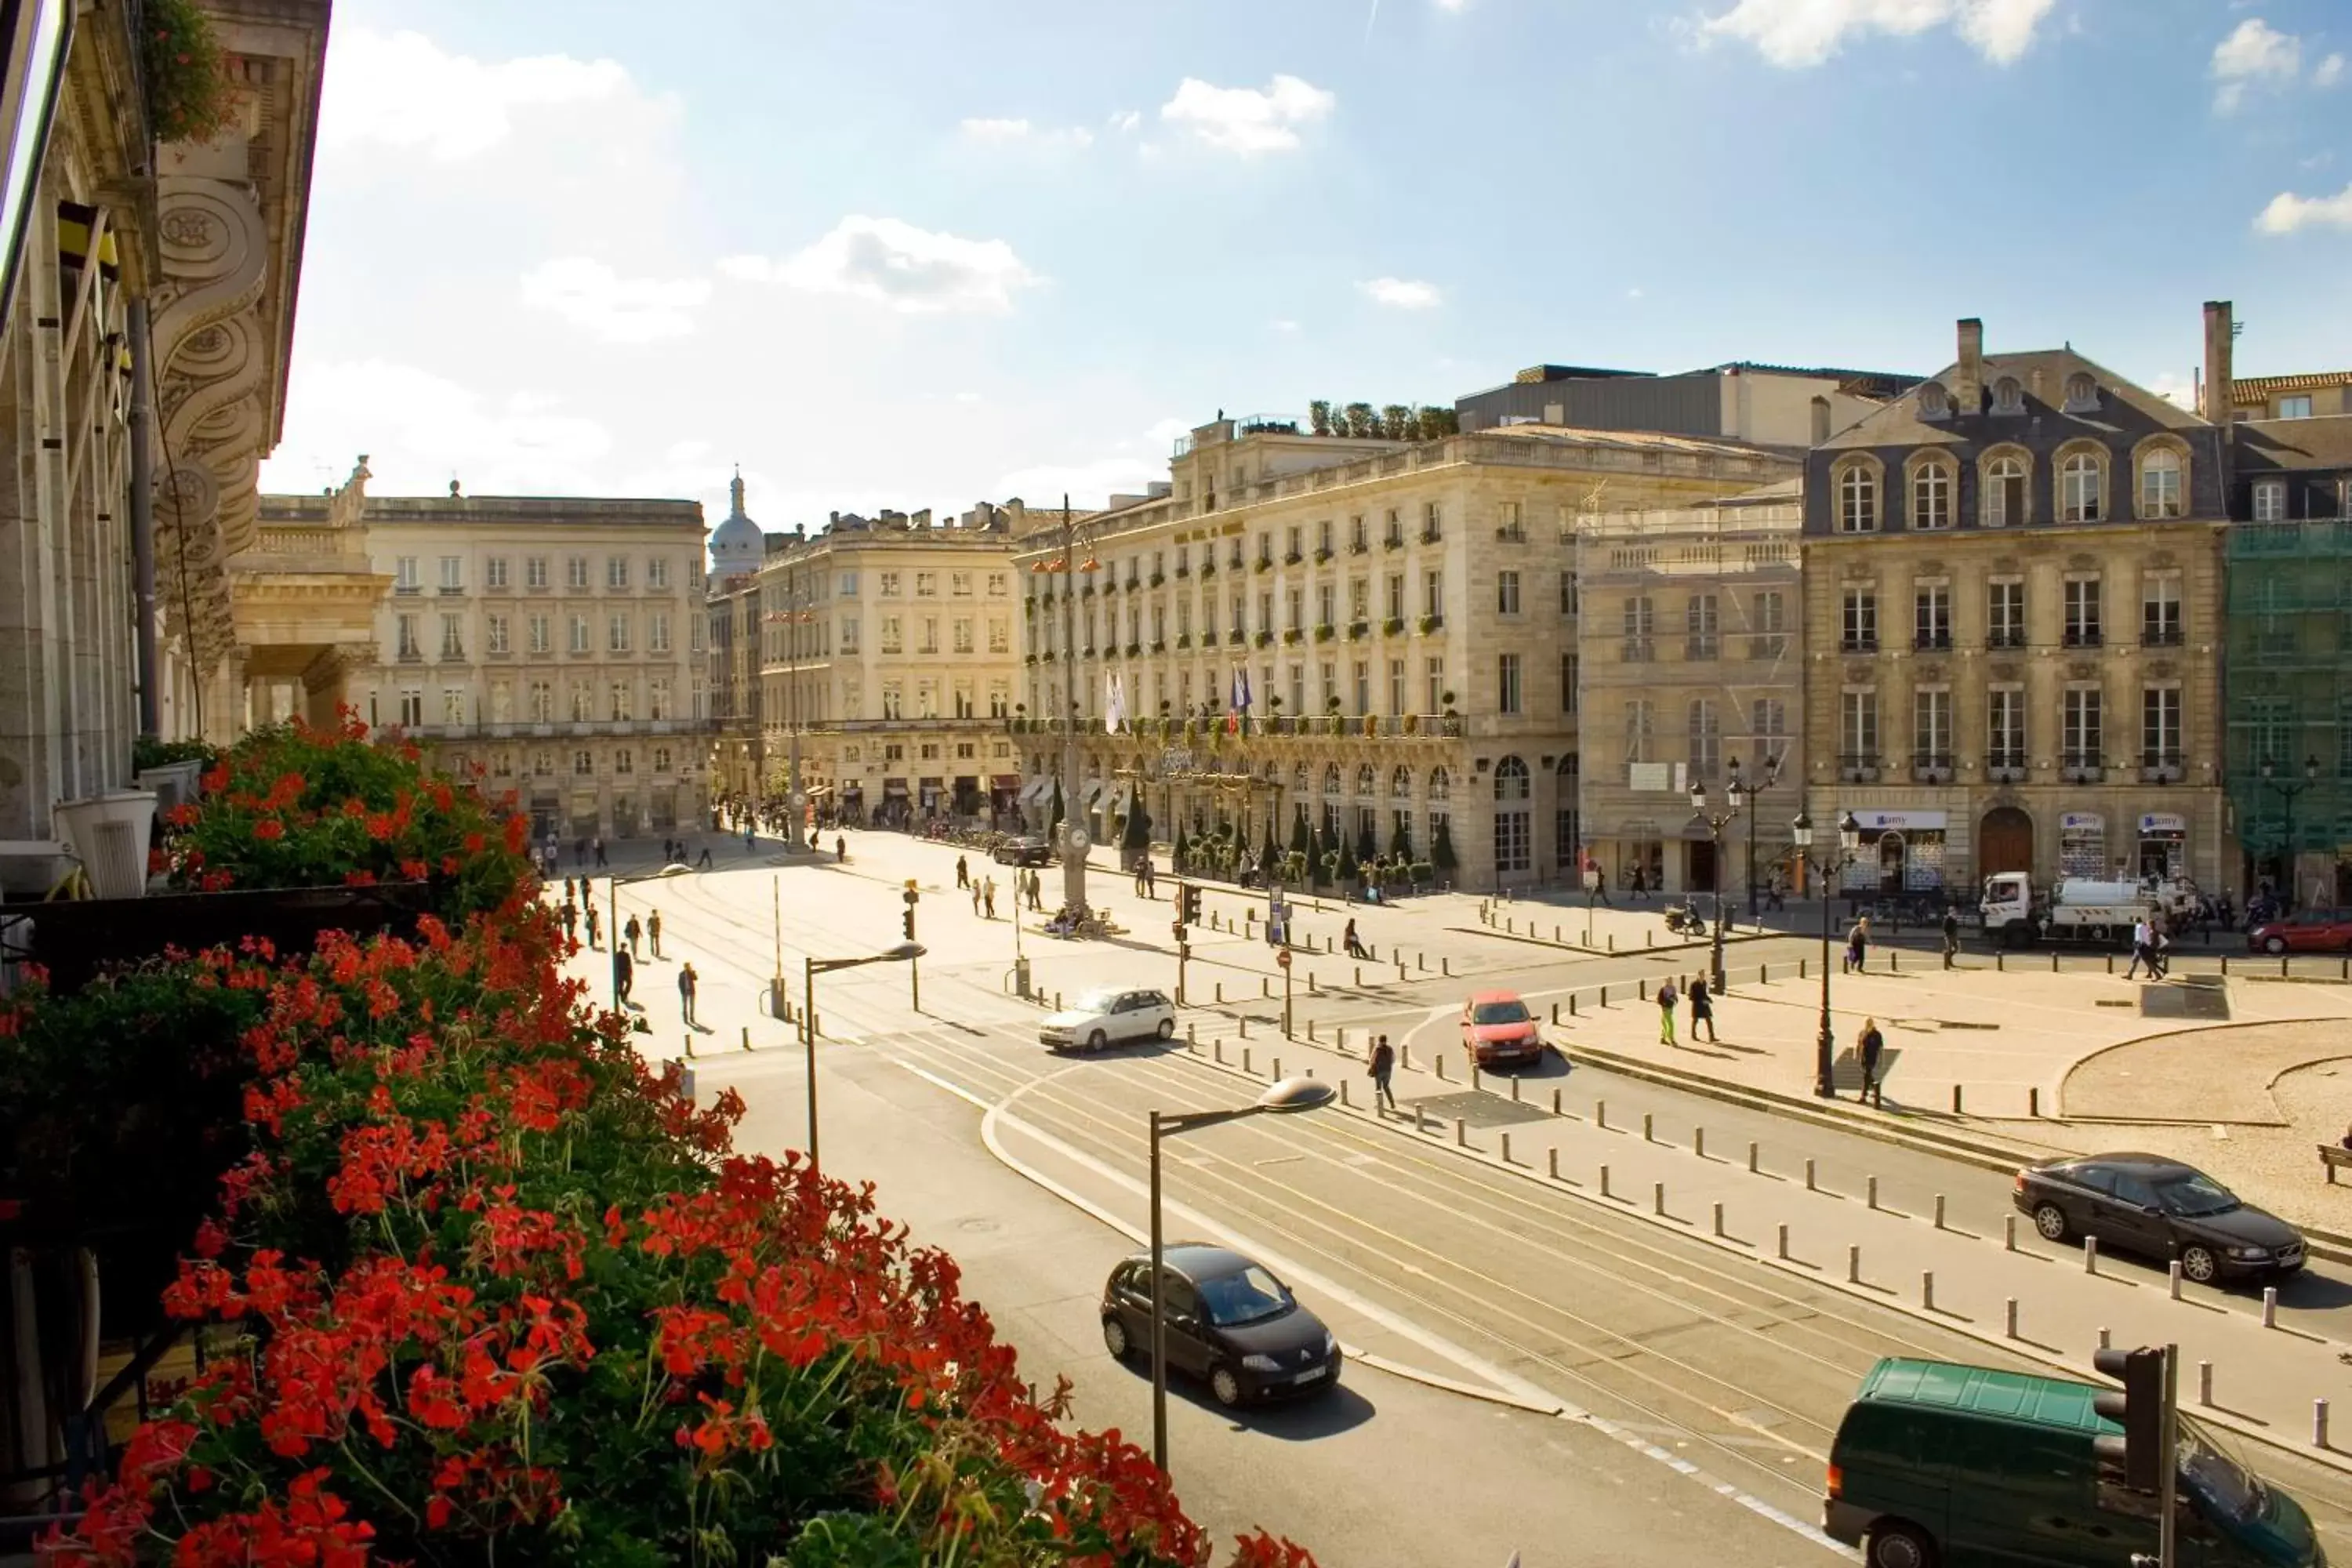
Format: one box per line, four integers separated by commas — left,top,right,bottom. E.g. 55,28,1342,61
1100,1245,1341,1407
2014,1153,2306,1284
993,835,1053,866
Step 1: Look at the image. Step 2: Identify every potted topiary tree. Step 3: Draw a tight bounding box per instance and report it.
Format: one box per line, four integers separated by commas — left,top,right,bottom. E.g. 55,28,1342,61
1432,818,1457,884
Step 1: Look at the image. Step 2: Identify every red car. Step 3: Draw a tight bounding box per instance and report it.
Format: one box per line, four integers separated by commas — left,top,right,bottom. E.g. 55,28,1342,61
1461,990,1544,1068
2246,909,2352,955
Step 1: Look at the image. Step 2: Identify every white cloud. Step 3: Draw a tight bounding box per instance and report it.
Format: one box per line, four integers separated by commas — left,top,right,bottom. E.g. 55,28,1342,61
1109,109,1142,134
258,361,614,498
2145,371,2195,410
319,27,655,162
1269,318,1301,334
1359,276,1442,310
958,117,1094,150
2317,52,2345,86
720,216,1042,315
1698,0,2056,67
1433,0,1472,9
1159,74,1336,155
2212,18,2302,111
2256,182,2352,234
518,257,709,343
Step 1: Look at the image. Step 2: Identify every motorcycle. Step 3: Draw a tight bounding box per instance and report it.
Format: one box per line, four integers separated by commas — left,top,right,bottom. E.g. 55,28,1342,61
1662,902,1711,938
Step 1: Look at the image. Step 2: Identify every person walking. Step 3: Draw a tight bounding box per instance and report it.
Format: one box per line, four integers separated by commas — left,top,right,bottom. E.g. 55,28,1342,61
1657,975,1679,1047
585,905,602,950
1593,865,1611,906
1628,864,1647,902
1941,907,1961,970
593,837,608,869
1343,918,1369,960
2153,925,2172,981
648,909,664,960
2125,916,2152,981
695,844,713,870
835,836,847,862
1143,858,1156,898
971,877,983,917
678,962,699,1027
1857,1017,1886,1106
956,855,970,890
983,877,997,920
561,900,579,944
614,945,635,1007
624,913,642,959
1369,1034,1398,1113
1687,973,1716,1043
1027,869,1044,912
1843,915,1869,975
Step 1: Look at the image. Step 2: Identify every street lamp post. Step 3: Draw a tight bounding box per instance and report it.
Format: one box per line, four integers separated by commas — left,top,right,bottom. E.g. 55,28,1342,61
1793,810,1862,1098
2259,753,2320,906
1687,759,1748,993
799,942,925,1171
1744,753,1784,922
1148,1076,1335,1473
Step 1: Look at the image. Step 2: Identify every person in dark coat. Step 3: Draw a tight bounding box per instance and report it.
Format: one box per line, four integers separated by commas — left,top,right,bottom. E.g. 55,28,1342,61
1687,974,1716,1043
614,945,634,1007
1857,1018,1886,1106
1369,1035,1398,1112
1941,908,1961,969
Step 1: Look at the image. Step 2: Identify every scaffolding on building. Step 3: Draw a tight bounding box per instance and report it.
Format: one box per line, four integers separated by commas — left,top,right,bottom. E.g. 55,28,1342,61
2223,518,2352,899
1573,494,1804,897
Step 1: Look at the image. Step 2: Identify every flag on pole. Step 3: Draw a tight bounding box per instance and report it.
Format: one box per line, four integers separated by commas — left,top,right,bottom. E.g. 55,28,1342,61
1104,671,1125,734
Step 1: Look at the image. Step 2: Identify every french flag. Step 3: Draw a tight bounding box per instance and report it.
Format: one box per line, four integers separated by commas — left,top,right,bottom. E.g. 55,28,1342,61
1229,668,1251,734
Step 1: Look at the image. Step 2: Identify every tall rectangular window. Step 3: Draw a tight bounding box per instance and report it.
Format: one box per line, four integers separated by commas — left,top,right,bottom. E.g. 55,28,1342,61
1687,698,1719,775
396,614,419,659
1497,653,1523,715
528,615,551,654
648,557,670,589
1624,699,1654,764
439,556,463,590
2063,578,2102,647
1841,589,1878,652
487,615,510,655
1560,652,1578,714
1559,571,1578,615
2141,575,2182,645
1496,571,1521,615
525,556,549,590
1751,698,1787,767
2143,686,2182,768
1387,574,1405,620
1425,658,1445,713
1989,687,2025,770
1912,688,1951,766
1913,584,1951,649
1841,689,1879,764
608,615,631,653
566,557,590,590
1423,569,1443,618
1988,579,2026,648
2254,479,2287,522
485,557,509,590
440,615,464,659
1685,593,1719,659
1621,595,1655,662
2063,688,2103,770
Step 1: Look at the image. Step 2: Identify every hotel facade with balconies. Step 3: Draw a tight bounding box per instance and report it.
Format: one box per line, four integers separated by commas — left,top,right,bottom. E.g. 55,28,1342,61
1011,412,1794,890
259,487,712,844
1798,314,2232,898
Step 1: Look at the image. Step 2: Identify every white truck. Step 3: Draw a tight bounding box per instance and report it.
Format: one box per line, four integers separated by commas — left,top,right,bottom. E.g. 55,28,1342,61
1978,873,2200,949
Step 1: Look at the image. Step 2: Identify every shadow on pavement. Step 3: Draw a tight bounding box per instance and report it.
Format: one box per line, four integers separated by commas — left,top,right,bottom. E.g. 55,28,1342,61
1102,1356,1377,1440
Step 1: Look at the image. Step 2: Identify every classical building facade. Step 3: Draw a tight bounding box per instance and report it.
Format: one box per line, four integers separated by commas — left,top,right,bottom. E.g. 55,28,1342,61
1799,314,2232,898
1013,414,1797,889
0,0,331,841
256,482,711,843
1574,484,1805,898
722,502,1025,827
1457,361,1913,447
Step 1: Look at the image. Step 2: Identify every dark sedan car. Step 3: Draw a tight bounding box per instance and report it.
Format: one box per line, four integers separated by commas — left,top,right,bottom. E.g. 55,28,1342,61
993,835,1054,866
1100,1244,1341,1407
2014,1153,2305,1284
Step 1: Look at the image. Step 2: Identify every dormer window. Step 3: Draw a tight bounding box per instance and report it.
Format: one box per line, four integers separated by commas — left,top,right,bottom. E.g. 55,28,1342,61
1991,376,2026,416
1917,381,1951,421
2061,372,2100,415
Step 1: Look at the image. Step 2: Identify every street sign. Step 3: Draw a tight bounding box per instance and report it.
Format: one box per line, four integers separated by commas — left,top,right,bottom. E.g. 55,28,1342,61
1276,949,1292,970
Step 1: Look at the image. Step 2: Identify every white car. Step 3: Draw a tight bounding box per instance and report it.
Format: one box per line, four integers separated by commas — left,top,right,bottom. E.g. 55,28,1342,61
1040,987,1177,1052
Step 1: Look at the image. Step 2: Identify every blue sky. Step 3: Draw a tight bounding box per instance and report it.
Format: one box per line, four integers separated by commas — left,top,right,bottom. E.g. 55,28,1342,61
258,0,2352,525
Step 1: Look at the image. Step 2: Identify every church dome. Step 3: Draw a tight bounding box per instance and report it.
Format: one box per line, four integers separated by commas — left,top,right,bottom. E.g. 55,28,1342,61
709,469,763,579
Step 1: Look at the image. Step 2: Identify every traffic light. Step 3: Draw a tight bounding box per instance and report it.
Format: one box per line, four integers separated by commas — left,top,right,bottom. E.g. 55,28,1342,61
2092,1345,2165,1492
1180,884,1202,924
903,909,916,940
902,881,919,942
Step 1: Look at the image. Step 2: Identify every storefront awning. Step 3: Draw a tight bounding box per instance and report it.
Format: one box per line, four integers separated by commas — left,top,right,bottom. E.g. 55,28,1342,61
841,783,865,799
1018,777,1054,806
991,774,1020,789
1081,780,1107,809
883,779,909,797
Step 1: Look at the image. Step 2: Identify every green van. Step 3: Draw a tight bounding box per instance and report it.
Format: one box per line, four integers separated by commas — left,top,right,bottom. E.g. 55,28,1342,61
1825,1358,2324,1568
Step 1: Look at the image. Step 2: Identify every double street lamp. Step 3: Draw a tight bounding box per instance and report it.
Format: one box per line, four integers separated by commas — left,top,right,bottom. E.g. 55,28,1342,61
1743,753,1784,921
1148,1076,1335,1472
2259,753,2321,901
1792,809,1862,1098
800,942,925,1171
1687,760,1748,993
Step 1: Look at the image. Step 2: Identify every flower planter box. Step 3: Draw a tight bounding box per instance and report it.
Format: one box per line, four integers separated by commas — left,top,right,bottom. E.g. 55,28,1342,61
16,880,434,994
54,790,158,900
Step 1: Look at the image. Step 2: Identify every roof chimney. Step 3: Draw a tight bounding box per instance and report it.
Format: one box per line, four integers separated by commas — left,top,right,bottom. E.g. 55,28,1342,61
1809,395,1832,446
2202,300,2235,421
1953,318,1984,416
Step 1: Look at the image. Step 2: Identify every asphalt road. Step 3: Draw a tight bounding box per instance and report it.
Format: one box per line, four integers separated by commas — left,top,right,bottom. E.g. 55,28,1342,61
602,843,2352,1566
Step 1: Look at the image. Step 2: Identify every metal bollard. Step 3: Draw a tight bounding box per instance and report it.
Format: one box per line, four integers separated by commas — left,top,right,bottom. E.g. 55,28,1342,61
1402,1044,1412,1070
2320,1401,2333,1450
1748,1141,1759,1174
2169,1261,2183,1299
1308,1019,1316,1040
1243,1046,1253,1073
1188,1022,1197,1044
1951,1084,1964,1115
1272,1057,1282,1080
1848,1244,1862,1283
1776,1222,1789,1260
2099,1327,2111,1350
1415,1105,1428,1134
1642,1112,1655,1142
1548,1148,1559,1180
1653,1181,1667,1217
2005,1214,2017,1251
1501,1132,1512,1164
1511,1074,1522,1103
1552,1003,1560,1025
2198,1361,2213,1406
742,1025,753,1052
1805,1157,1817,1191
2085,1236,2099,1273
1695,1127,1707,1160
1436,1054,1449,1081
1214,1040,1225,1063
1454,1117,1467,1147
1551,1088,1563,1116
1867,1176,1878,1210
1471,1065,1482,1094
1570,993,1578,1016
1215,981,1224,1004
1443,956,1450,977
2028,1086,2039,1117
1340,1080,1352,1108
1596,1098,1608,1131
1923,1272,1935,1312
2263,1287,2278,1328
1599,1163,1613,1200
2004,1298,2018,1338
1262,976,1272,999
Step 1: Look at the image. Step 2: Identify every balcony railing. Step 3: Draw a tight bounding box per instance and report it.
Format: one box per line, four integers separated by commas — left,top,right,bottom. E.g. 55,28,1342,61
1910,752,1955,782
2061,627,2103,648
1986,629,2027,650
1621,637,1654,662
2142,622,2184,648
1986,750,2027,783
2140,753,2186,782
2060,753,2103,782
1839,636,1878,654
1838,752,1881,782
1684,637,1719,661
1913,631,1953,652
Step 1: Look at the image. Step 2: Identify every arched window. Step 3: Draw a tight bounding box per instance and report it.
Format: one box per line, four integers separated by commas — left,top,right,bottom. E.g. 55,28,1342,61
1911,462,1952,530
1984,453,2027,527
1428,766,1450,802
1494,755,1530,801
1323,762,1341,796
2140,447,2184,519
2062,372,2100,414
1991,376,2026,416
1356,763,1377,797
1915,381,1951,420
2061,450,2104,523
1837,464,1878,533
1391,764,1414,799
